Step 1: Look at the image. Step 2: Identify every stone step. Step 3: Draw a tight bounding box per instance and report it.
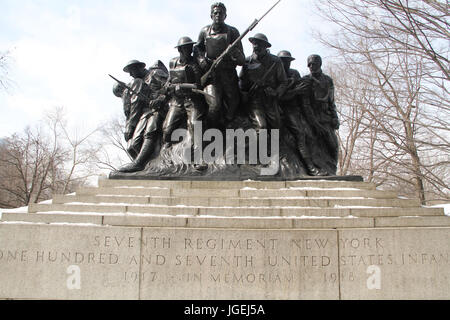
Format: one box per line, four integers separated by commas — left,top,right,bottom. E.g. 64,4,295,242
77,187,171,197
27,203,444,218
3,211,448,230
28,203,198,216
55,194,420,208
374,216,450,227
99,178,376,190
240,189,397,198
1,211,374,229
0,212,103,224
103,215,376,229
76,187,396,199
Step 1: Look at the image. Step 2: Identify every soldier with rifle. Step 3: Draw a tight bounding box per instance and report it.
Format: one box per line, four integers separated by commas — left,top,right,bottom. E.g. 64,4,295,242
194,1,282,131
111,59,169,173
194,2,245,130
239,33,288,132
161,36,208,171
277,50,327,176
302,54,340,165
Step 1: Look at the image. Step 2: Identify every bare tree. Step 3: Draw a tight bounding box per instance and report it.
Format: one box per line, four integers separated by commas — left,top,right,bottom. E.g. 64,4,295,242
0,49,13,92
315,0,449,204
0,107,104,208
91,113,131,172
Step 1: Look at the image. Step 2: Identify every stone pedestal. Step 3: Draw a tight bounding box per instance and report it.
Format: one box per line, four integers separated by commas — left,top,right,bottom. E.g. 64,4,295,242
1,178,449,299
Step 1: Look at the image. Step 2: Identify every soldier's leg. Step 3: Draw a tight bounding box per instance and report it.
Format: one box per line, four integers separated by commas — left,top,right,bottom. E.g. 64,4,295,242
265,100,281,130
285,107,327,176
186,99,208,170
220,70,240,123
162,102,186,149
118,114,161,173
204,84,223,130
248,104,267,132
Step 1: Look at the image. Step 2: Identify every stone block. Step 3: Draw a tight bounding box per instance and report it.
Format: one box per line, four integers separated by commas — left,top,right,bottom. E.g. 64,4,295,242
171,188,239,198
350,207,444,217
99,179,191,189
54,194,150,205
270,198,329,207
286,181,376,189
281,208,352,217
1,212,103,225
374,216,450,227
77,187,171,197
198,207,282,217
292,217,374,229
240,189,307,198
138,228,339,299
103,215,188,228
329,198,421,208
187,217,294,229
338,227,450,299
305,189,397,199
126,205,198,216
0,224,140,299
29,203,127,214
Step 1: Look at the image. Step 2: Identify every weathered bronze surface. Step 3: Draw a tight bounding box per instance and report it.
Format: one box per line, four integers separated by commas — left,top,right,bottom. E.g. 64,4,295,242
110,1,345,180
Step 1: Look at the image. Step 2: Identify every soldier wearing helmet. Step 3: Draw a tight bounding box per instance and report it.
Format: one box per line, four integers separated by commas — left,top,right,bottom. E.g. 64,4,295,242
194,2,245,129
116,59,169,173
239,33,288,132
277,50,327,176
302,54,340,170
162,36,208,170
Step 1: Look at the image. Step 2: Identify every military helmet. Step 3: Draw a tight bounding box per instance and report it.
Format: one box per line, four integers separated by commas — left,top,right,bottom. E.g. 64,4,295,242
148,60,169,75
249,33,272,48
175,36,196,48
278,50,295,61
307,54,322,67
123,59,146,73
112,82,125,98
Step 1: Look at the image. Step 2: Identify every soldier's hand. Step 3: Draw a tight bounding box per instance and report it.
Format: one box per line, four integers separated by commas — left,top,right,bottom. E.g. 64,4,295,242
124,130,132,141
331,118,340,130
294,82,310,95
264,87,277,97
174,84,183,97
199,57,211,71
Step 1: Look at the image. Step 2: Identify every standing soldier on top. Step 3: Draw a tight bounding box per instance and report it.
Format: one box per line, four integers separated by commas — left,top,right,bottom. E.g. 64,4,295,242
302,54,340,167
277,50,327,176
239,33,288,132
194,2,245,129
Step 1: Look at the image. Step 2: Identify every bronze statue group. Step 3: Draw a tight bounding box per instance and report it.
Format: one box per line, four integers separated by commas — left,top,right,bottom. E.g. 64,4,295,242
112,2,340,179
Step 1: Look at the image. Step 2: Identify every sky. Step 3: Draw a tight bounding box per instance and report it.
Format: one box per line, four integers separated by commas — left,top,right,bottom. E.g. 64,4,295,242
0,0,332,138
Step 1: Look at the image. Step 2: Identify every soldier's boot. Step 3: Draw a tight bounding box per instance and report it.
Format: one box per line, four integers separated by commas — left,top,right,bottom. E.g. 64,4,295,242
304,157,328,176
118,138,155,173
298,143,328,176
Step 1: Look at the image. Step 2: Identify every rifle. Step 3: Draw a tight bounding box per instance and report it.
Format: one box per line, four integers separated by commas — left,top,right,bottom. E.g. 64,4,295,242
200,0,282,86
109,74,151,102
167,83,215,100
248,62,277,97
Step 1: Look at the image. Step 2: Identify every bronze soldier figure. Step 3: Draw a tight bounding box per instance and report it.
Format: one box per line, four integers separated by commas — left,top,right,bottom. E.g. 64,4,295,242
239,33,287,132
117,59,169,173
194,2,245,129
302,54,340,164
277,50,327,176
162,37,208,168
